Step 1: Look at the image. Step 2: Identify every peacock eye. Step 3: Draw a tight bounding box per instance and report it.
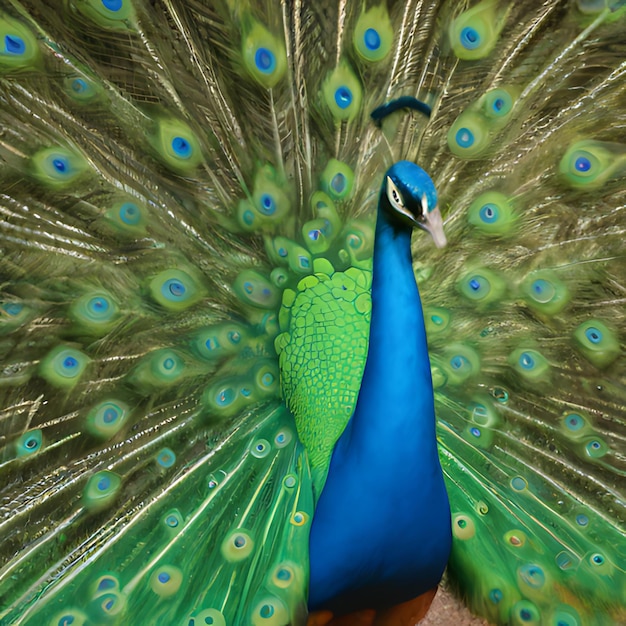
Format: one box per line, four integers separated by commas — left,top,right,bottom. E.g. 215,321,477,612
417,195,429,221
386,177,405,209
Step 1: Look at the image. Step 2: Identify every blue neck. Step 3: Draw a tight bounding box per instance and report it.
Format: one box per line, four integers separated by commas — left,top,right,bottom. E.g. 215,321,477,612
344,208,438,458
308,202,451,614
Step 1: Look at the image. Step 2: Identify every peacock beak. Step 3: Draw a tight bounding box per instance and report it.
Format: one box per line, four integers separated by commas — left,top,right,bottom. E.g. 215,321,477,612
420,205,447,248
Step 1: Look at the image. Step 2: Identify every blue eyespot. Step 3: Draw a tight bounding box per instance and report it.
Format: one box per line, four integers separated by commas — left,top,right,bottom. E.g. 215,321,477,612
171,136,192,158
53,158,68,173
102,0,123,11
72,78,88,93
460,26,481,50
585,439,606,459
102,407,118,424
531,278,556,303
334,86,353,109
165,514,180,528
308,229,321,241
479,203,499,223
16,430,43,457
255,47,276,73
169,283,185,297
158,572,170,583
450,355,469,370
88,296,110,314
565,413,584,431
489,589,503,604
492,387,509,403
585,327,602,343
65,75,101,103
591,553,604,565
455,127,474,148
277,246,288,257
364,28,381,51
276,567,291,581
519,564,545,589
97,577,117,592
575,156,591,172
462,273,493,301
163,279,186,299
484,89,514,118
576,513,589,526
260,194,276,215
470,426,481,438
584,438,608,459
119,202,141,225
217,388,235,406
3,302,23,316
157,448,176,468
260,605,275,618
331,173,346,193
511,476,527,491
24,436,39,449
565,414,583,431
4,34,26,55
97,476,111,491
261,372,274,386
518,352,535,370
243,209,255,225
347,234,361,249
63,356,78,369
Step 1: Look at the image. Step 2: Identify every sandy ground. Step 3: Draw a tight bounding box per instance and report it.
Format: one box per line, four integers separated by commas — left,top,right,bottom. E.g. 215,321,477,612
420,587,490,626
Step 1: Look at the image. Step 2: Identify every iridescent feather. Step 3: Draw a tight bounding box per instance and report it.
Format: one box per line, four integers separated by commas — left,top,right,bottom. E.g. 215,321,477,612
0,1,625,625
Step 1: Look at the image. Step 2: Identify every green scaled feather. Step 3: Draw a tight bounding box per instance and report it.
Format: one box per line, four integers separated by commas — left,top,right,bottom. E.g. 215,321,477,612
275,259,372,491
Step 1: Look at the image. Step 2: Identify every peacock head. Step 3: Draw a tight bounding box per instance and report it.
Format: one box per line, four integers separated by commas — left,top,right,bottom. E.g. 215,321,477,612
382,161,446,248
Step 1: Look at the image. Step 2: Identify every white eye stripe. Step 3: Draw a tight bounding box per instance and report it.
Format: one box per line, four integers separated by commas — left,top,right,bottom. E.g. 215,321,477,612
386,176,418,222
386,176,405,208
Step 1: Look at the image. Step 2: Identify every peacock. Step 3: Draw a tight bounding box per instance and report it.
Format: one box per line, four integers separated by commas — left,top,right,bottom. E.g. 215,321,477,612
0,0,624,625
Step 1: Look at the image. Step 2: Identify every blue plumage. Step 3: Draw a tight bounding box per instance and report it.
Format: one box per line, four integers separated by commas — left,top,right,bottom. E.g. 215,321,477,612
308,164,451,614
